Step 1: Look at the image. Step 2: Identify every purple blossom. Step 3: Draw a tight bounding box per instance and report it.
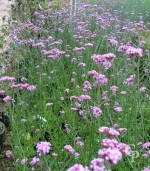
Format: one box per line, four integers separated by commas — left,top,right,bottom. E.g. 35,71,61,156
30,156,40,166
0,90,5,95
98,148,122,164
126,47,143,57
142,142,150,149
139,87,147,94
67,164,88,171
83,81,92,92
123,75,135,86
78,95,91,102
91,106,103,118
27,85,37,91
88,71,108,85
64,145,75,155
21,158,28,165
36,141,51,156
73,47,85,52
78,63,86,68
3,96,12,103
91,53,115,70
110,86,118,95
0,76,16,82
90,158,107,171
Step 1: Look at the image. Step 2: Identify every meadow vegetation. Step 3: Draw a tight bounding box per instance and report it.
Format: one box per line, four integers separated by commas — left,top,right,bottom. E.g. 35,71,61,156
0,0,150,170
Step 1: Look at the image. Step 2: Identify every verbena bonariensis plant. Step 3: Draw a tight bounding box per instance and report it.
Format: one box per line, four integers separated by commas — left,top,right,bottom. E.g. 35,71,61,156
1,0,150,170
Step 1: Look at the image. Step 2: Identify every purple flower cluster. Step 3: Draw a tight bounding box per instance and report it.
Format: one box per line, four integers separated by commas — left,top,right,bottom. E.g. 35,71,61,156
118,45,143,57
41,48,66,60
11,84,37,91
99,127,120,138
36,141,51,156
91,106,103,118
67,164,89,171
126,47,143,57
88,70,108,85
0,76,16,82
91,53,115,70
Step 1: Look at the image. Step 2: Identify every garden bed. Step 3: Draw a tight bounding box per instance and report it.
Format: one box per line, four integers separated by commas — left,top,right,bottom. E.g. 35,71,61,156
0,0,150,171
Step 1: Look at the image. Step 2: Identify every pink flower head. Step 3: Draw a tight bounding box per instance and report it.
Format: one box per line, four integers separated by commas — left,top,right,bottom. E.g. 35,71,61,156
91,53,115,70
93,72,108,85
64,145,75,155
90,158,106,171
110,86,118,95
91,106,102,118
73,47,85,52
117,143,131,156
76,141,84,148
139,40,146,47
126,46,143,57
11,83,28,90
0,90,5,95
99,127,109,134
99,127,120,138
143,151,150,158
63,124,71,134
123,75,135,86
75,137,84,148
101,139,118,149
79,110,87,118
114,106,122,113
103,53,116,61
118,45,130,53
126,47,143,57
30,156,40,166
27,85,37,91
78,63,86,68
36,141,51,156
70,96,79,101
139,87,147,94
83,81,92,92
67,164,87,171
98,148,122,164
79,95,91,102
108,128,120,138
21,158,28,165
142,142,150,149
74,152,80,159
88,70,98,77
0,76,16,83
71,108,79,112
118,128,127,133
5,150,12,158
107,37,118,46
42,48,65,60
85,43,93,47
3,96,12,103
